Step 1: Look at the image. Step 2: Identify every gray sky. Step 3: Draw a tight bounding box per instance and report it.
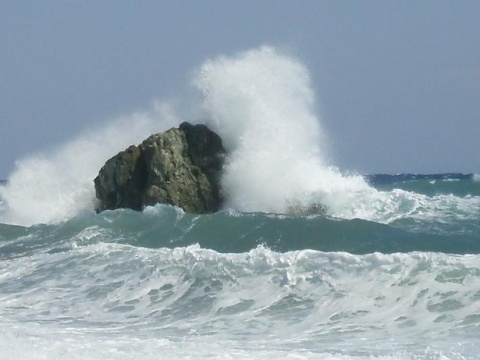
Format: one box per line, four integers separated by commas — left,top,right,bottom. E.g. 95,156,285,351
1,1,479,178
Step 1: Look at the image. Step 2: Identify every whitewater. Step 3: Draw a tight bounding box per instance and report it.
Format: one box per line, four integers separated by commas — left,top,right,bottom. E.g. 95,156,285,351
1,47,479,359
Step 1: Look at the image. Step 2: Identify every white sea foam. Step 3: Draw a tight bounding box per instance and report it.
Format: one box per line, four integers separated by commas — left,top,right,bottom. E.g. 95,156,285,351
1,244,479,359
194,47,374,215
473,174,480,182
4,326,457,360
1,327,472,360
0,103,179,226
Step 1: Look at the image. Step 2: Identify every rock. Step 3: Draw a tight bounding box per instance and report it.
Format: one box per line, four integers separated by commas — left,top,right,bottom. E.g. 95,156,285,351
94,122,226,213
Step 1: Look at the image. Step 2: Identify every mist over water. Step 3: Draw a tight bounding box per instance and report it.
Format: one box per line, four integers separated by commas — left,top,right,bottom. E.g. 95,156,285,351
0,104,179,226
194,47,374,214
1,46,370,225
0,46,478,228
191,47,480,226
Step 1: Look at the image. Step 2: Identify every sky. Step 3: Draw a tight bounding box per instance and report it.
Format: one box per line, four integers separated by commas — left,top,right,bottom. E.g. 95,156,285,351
1,1,479,178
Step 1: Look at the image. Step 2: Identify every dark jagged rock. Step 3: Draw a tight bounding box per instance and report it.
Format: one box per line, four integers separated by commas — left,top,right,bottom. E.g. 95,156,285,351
94,122,226,213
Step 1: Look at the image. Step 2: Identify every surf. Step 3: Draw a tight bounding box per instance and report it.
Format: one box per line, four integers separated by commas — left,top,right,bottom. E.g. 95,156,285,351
1,240,479,359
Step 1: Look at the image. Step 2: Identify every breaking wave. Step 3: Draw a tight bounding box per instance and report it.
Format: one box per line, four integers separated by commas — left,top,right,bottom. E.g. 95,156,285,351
0,47,478,230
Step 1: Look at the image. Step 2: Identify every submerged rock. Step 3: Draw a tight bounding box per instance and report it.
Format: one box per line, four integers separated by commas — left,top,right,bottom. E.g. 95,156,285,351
94,122,226,213
286,201,328,216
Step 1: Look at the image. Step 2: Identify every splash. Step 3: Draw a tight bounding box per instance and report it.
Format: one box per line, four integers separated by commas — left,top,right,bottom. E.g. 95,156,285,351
194,47,373,214
191,47,480,224
1,46,476,226
1,46,374,226
0,103,179,226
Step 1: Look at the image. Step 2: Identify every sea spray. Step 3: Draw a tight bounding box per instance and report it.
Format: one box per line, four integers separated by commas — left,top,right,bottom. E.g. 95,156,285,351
0,103,179,226
1,46,478,228
193,47,480,225
0,46,372,225
194,47,376,214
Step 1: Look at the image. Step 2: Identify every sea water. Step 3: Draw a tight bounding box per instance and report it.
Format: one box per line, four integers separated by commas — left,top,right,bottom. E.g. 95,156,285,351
1,47,479,359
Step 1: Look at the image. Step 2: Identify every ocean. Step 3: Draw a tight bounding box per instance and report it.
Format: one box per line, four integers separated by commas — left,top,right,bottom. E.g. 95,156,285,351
1,47,479,359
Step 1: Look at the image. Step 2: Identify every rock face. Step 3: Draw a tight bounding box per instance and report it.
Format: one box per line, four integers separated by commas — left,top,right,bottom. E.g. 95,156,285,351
94,122,226,213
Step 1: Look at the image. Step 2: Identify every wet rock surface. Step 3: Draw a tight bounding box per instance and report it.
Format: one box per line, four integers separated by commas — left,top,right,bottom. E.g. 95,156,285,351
94,122,226,213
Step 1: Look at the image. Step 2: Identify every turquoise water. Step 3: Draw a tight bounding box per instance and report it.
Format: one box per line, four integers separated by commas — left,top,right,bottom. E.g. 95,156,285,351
1,174,480,359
